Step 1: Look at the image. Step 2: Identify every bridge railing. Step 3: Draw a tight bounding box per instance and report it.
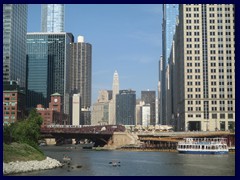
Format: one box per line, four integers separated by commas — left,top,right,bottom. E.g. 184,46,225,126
40,125,126,134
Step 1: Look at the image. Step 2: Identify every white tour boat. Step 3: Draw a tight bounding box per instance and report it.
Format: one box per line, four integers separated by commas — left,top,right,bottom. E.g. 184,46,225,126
177,137,228,154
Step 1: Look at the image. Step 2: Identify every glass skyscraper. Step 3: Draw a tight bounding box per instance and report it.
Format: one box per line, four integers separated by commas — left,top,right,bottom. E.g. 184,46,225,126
26,32,73,113
116,90,136,125
160,4,179,124
3,4,28,89
41,4,64,32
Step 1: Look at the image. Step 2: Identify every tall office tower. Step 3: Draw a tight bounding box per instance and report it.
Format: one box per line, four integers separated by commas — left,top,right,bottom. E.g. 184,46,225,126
26,32,74,114
71,36,92,108
91,90,112,125
160,4,179,125
70,36,92,125
3,4,28,89
109,71,119,125
116,90,136,125
171,4,235,131
41,4,64,32
141,90,156,125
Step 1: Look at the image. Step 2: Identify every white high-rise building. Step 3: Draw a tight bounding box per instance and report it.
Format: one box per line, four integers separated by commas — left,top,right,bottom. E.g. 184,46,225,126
72,93,81,125
109,71,119,125
142,104,151,127
171,4,235,131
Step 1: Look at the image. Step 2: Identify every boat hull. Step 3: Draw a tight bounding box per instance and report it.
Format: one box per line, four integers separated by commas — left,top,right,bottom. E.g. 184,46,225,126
178,150,228,155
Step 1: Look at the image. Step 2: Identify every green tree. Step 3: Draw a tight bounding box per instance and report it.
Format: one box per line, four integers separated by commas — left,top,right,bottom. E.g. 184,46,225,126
3,109,43,150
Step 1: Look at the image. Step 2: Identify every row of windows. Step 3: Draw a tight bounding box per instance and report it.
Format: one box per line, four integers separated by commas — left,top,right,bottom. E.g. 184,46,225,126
187,107,234,112
187,94,234,99
187,100,234,105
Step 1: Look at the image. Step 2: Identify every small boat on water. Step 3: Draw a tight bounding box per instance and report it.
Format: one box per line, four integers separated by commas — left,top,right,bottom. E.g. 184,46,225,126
109,160,121,167
177,137,228,154
63,156,72,163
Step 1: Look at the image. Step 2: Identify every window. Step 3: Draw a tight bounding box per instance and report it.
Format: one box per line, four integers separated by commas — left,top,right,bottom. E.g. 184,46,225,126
220,114,225,119
212,114,217,119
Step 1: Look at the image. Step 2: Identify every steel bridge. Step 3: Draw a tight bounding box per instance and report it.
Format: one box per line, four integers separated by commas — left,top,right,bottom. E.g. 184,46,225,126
40,125,125,146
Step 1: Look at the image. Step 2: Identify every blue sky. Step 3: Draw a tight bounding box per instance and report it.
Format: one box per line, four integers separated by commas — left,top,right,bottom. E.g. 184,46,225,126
27,4,162,103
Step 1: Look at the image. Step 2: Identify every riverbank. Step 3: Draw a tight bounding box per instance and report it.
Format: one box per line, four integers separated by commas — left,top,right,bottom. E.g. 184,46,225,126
3,142,62,175
3,156,62,175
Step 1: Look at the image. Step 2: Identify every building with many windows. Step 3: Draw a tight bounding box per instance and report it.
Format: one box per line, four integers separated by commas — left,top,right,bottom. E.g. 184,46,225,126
116,90,136,125
91,90,112,125
37,93,69,127
141,90,156,125
70,36,92,125
160,4,179,125
3,81,26,124
3,4,28,90
41,4,64,32
26,32,74,113
171,4,235,131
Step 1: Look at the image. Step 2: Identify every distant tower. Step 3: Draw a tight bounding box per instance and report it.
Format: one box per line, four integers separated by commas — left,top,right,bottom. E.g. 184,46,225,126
112,71,119,101
109,71,119,125
41,4,64,32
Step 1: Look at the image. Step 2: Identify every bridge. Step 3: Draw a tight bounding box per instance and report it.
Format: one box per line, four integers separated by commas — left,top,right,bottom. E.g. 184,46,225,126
40,125,126,146
40,125,235,150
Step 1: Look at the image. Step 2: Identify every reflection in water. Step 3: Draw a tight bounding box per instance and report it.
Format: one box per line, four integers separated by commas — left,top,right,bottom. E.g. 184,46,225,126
14,146,235,176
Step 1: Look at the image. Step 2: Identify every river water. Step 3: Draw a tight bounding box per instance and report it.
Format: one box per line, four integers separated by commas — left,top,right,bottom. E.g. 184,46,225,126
16,146,235,176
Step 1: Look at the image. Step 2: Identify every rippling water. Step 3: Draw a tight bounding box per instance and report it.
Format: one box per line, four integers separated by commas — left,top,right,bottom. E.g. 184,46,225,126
15,146,235,176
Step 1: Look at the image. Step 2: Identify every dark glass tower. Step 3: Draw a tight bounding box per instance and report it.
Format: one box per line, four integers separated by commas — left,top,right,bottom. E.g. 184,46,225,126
116,90,136,125
160,4,179,124
26,32,74,113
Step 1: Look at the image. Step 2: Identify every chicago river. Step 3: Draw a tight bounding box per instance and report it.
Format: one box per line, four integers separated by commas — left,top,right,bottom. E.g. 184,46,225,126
14,146,235,176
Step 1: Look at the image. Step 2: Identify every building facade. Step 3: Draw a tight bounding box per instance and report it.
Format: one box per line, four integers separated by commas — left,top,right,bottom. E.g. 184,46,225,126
41,4,64,32
70,36,92,110
3,81,26,124
116,90,136,125
171,4,235,131
91,90,112,125
141,90,156,125
142,104,150,126
72,93,81,125
26,32,74,113
109,71,119,125
3,4,28,90
160,4,179,125
70,36,92,125
37,93,69,127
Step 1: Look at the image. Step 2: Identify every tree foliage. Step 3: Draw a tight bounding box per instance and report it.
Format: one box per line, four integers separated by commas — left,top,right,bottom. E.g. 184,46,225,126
3,109,43,150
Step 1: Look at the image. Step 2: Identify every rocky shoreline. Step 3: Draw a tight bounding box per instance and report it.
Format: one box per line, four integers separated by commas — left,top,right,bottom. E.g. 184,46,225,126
3,157,62,175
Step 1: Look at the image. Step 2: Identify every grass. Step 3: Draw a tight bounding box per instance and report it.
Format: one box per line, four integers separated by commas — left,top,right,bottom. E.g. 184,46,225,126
3,142,46,163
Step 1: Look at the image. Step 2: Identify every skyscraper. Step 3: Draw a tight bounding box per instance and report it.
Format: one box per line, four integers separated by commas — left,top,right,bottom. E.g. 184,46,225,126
171,4,235,131
70,36,92,125
160,4,179,125
109,71,119,125
71,36,92,109
41,4,64,32
116,90,136,125
3,4,28,89
26,32,74,113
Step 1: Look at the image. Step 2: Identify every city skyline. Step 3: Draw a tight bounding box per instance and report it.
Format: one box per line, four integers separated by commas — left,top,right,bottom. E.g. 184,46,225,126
27,4,162,103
